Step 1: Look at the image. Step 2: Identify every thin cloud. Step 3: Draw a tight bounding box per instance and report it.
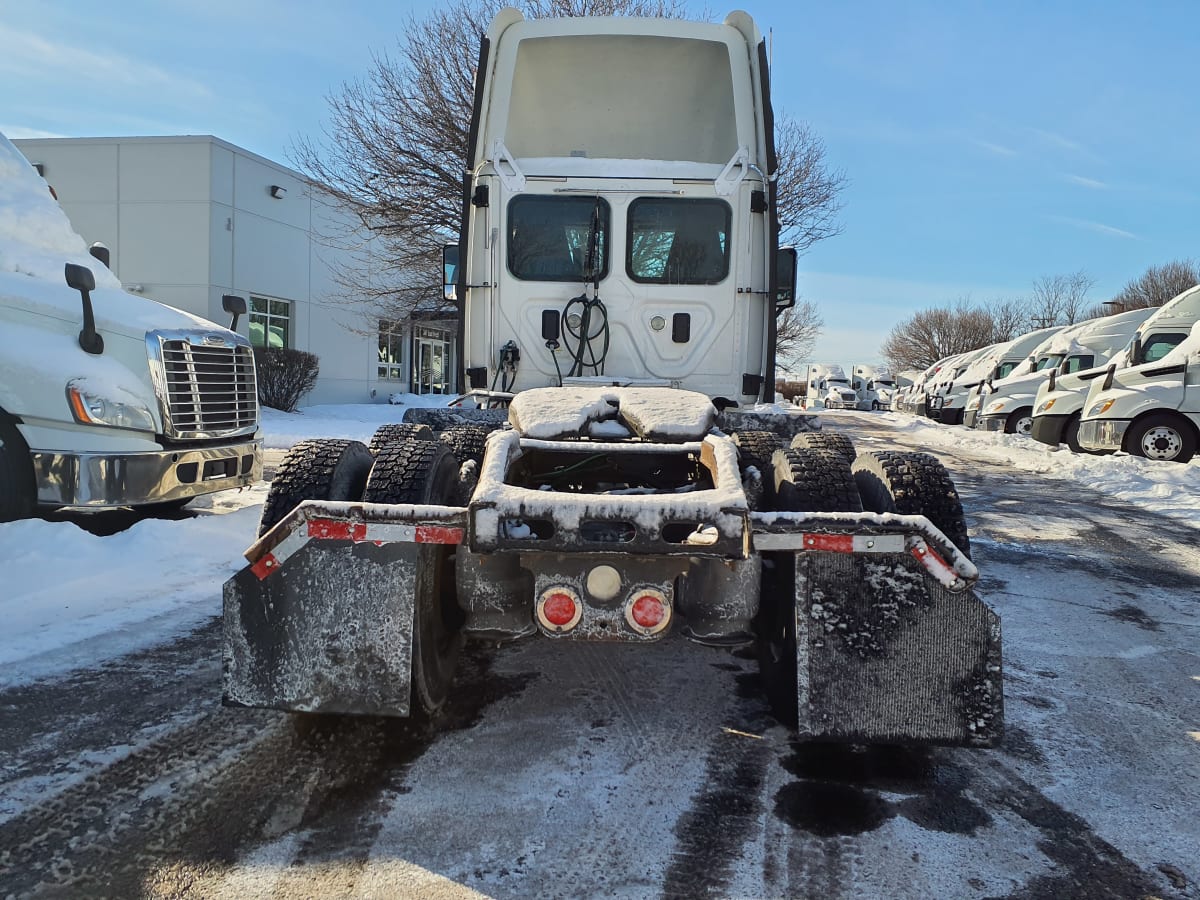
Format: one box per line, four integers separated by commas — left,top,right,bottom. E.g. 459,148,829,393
969,138,1017,157
0,125,66,139
0,24,212,100
1064,174,1107,189
1031,128,1103,164
1050,216,1138,240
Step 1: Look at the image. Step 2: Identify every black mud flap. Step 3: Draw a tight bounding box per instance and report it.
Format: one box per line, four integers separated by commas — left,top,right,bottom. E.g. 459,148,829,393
222,502,465,717
753,513,1002,747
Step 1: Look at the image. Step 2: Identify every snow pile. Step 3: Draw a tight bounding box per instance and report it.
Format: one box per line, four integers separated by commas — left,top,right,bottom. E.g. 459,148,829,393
0,504,263,687
0,132,121,288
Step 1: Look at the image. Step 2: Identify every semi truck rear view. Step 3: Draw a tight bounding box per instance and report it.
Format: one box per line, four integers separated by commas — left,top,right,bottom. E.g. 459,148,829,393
223,9,1002,747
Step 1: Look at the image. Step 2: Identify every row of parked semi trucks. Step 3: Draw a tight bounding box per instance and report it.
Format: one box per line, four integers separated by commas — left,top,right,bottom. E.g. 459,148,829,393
892,284,1200,464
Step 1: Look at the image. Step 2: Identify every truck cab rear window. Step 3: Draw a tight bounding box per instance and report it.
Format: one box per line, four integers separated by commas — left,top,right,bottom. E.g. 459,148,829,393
627,199,731,284
508,196,610,282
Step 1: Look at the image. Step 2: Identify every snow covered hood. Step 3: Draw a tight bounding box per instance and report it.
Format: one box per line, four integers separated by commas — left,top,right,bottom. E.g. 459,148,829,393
0,131,223,338
508,386,716,441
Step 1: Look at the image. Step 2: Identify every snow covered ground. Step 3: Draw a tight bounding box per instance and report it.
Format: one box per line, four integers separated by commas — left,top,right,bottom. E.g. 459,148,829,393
1,401,1195,690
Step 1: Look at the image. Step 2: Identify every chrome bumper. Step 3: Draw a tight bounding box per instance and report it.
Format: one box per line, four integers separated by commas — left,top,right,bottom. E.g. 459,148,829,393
978,415,1008,433
1077,419,1129,452
32,439,262,507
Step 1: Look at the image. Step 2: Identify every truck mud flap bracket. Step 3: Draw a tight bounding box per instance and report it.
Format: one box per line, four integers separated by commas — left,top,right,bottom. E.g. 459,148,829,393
223,502,466,717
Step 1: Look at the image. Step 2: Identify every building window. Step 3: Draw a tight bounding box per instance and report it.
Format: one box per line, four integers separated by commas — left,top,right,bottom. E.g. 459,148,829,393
378,320,405,380
248,296,290,348
412,325,453,395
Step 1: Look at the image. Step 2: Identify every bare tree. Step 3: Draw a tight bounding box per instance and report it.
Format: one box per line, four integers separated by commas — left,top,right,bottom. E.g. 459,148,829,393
775,296,824,368
881,300,996,371
983,297,1032,342
292,0,843,351
1027,271,1096,327
1106,259,1199,311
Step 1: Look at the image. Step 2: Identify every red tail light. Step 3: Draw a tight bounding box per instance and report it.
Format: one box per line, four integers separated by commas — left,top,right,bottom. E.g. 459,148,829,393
625,589,670,635
537,587,582,632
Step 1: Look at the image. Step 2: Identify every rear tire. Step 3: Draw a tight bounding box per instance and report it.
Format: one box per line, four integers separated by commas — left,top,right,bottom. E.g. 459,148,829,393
1124,413,1197,463
438,424,491,468
363,440,463,717
773,447,863,513
0,422,35,522
368,423,434,455
257,439,374,537
789,430,857,464
852,450,970,558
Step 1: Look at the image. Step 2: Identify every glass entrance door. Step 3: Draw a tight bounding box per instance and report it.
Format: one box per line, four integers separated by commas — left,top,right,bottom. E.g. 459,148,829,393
413,330,450,394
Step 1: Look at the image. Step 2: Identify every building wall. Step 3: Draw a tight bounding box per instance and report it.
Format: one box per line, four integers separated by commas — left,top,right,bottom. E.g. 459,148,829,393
14,135,453,407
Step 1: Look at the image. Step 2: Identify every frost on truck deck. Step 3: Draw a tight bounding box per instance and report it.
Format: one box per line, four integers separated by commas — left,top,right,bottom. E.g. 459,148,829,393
508,386,716,441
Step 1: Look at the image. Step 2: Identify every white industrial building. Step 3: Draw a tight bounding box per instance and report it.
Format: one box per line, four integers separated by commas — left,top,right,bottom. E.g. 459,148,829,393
14,135,455,406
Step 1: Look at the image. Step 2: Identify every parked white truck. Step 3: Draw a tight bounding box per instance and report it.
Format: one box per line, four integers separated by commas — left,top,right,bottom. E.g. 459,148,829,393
222,10,1002,747
1074,285,1200,462
959,326,1065,433
852,364,896,410
0,132,261,521
806,363,858,409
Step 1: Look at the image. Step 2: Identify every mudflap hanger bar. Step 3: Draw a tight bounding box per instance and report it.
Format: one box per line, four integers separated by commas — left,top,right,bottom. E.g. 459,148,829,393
752,511,1002,748
223,500,466,717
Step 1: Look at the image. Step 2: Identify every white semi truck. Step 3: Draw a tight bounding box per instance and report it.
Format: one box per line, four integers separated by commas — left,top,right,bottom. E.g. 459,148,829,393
852,364,896,410
1074,285,1200,463
969,308,1152,448
222,10,1002,747
0,133,261,521
806,363,858,409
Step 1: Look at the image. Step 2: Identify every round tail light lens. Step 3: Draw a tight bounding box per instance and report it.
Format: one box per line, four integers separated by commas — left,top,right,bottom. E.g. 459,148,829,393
626,588,670,635
537,587,581,632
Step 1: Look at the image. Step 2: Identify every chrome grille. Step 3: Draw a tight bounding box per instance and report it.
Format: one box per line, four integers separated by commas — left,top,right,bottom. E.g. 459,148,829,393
156,337,258,439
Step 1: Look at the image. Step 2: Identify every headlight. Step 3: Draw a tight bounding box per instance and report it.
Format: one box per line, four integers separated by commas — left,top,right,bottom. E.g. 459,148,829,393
1087,399,1115,417
67,380,157,431
1038,398,1056,413
985,401,1007,414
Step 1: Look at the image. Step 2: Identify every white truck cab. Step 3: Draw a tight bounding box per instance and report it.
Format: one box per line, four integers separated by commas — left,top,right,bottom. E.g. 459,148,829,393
0,133,261,519
451,10,796,407
1027,307,1157,451
927,344,1004,425
805,363,857,409
851,364,896,410
1075,285,1200,462
961,326,1066,433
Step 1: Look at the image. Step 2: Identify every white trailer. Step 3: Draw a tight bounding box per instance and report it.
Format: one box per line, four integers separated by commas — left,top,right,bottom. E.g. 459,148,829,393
0,133,261,520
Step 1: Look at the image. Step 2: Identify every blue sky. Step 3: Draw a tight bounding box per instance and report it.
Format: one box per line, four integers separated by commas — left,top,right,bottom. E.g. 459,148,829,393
3,1,1197,368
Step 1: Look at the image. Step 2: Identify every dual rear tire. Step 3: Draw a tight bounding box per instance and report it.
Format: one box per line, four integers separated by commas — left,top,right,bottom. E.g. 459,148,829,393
257,436,464,718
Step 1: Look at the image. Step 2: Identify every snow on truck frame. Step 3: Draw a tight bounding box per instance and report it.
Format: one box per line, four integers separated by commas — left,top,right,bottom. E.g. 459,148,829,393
223,10,1002,747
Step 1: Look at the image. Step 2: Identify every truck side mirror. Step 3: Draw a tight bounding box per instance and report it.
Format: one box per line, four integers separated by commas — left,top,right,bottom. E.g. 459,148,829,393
443,244,459,302
88,242,111,269
775,246,797,311
65,262,103,355
222,294,247,332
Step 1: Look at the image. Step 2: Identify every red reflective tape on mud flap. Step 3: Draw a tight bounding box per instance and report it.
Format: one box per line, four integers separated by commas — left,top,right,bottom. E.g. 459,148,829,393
251,553,279,580
308,518,367,541
414,525,464,544
801,533,855,553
